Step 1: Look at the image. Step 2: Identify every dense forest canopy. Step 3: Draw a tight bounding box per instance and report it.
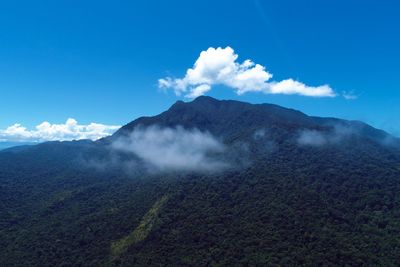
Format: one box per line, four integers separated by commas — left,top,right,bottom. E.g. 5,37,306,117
1,97,400,266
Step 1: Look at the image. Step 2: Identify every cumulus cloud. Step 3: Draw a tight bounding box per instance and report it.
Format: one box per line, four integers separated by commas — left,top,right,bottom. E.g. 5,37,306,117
112,125,228,172
0,118,120,142
159,46,336,98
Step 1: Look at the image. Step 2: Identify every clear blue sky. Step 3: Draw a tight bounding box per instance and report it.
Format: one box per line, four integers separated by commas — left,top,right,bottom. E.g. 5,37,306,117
1,0,399,136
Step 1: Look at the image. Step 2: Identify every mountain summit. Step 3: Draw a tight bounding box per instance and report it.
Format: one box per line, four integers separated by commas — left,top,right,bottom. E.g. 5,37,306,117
111,96,391,146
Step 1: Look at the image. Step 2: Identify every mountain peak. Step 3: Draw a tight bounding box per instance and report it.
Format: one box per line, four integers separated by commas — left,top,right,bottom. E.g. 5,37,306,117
109,96,394,146
191,95,219,103
169,96,222,111
112,96,308,140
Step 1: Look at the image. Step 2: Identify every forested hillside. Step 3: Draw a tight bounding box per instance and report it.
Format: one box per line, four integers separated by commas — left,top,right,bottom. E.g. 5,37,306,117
1,97,400,266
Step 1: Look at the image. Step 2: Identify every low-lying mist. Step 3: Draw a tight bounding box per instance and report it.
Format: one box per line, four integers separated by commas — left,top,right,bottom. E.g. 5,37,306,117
81,122,400,177
296,122,399,148
297,124,361,146
111,125,230,173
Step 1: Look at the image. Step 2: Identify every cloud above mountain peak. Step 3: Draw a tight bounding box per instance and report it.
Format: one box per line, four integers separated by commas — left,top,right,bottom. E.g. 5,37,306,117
159,46,336,98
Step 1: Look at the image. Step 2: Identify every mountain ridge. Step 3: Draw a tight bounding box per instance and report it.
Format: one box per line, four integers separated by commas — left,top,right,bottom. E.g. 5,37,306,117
1,96,391,151
108,96,393,146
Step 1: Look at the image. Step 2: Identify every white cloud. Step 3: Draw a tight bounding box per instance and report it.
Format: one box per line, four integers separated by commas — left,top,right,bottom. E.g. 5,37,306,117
268,79,334,97
297,129,328,146
0,118,120,142
186,84,212,98
159,46,336,98
342,91,358,100
112,125,228,172
297,124,356,146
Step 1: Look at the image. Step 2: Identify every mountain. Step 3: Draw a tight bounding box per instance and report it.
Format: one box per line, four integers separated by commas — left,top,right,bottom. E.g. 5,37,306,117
0,141,36,151
111,96,391,145
1,96,400,266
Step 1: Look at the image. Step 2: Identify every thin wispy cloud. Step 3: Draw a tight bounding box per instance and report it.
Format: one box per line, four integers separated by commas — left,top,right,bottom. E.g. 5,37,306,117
342,91,358,100
297,124,357,146
0,118,120,143
159,46,336,98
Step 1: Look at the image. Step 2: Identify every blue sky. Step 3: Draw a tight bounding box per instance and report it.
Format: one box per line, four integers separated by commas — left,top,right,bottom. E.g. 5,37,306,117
1,0,399,141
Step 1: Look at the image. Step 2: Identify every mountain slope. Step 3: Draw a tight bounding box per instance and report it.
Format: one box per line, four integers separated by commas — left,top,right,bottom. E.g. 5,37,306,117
1,96,400,266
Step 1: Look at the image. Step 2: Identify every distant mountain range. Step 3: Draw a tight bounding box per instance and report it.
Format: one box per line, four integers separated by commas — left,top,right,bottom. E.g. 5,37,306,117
1,96,400,266
0,141,36,150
